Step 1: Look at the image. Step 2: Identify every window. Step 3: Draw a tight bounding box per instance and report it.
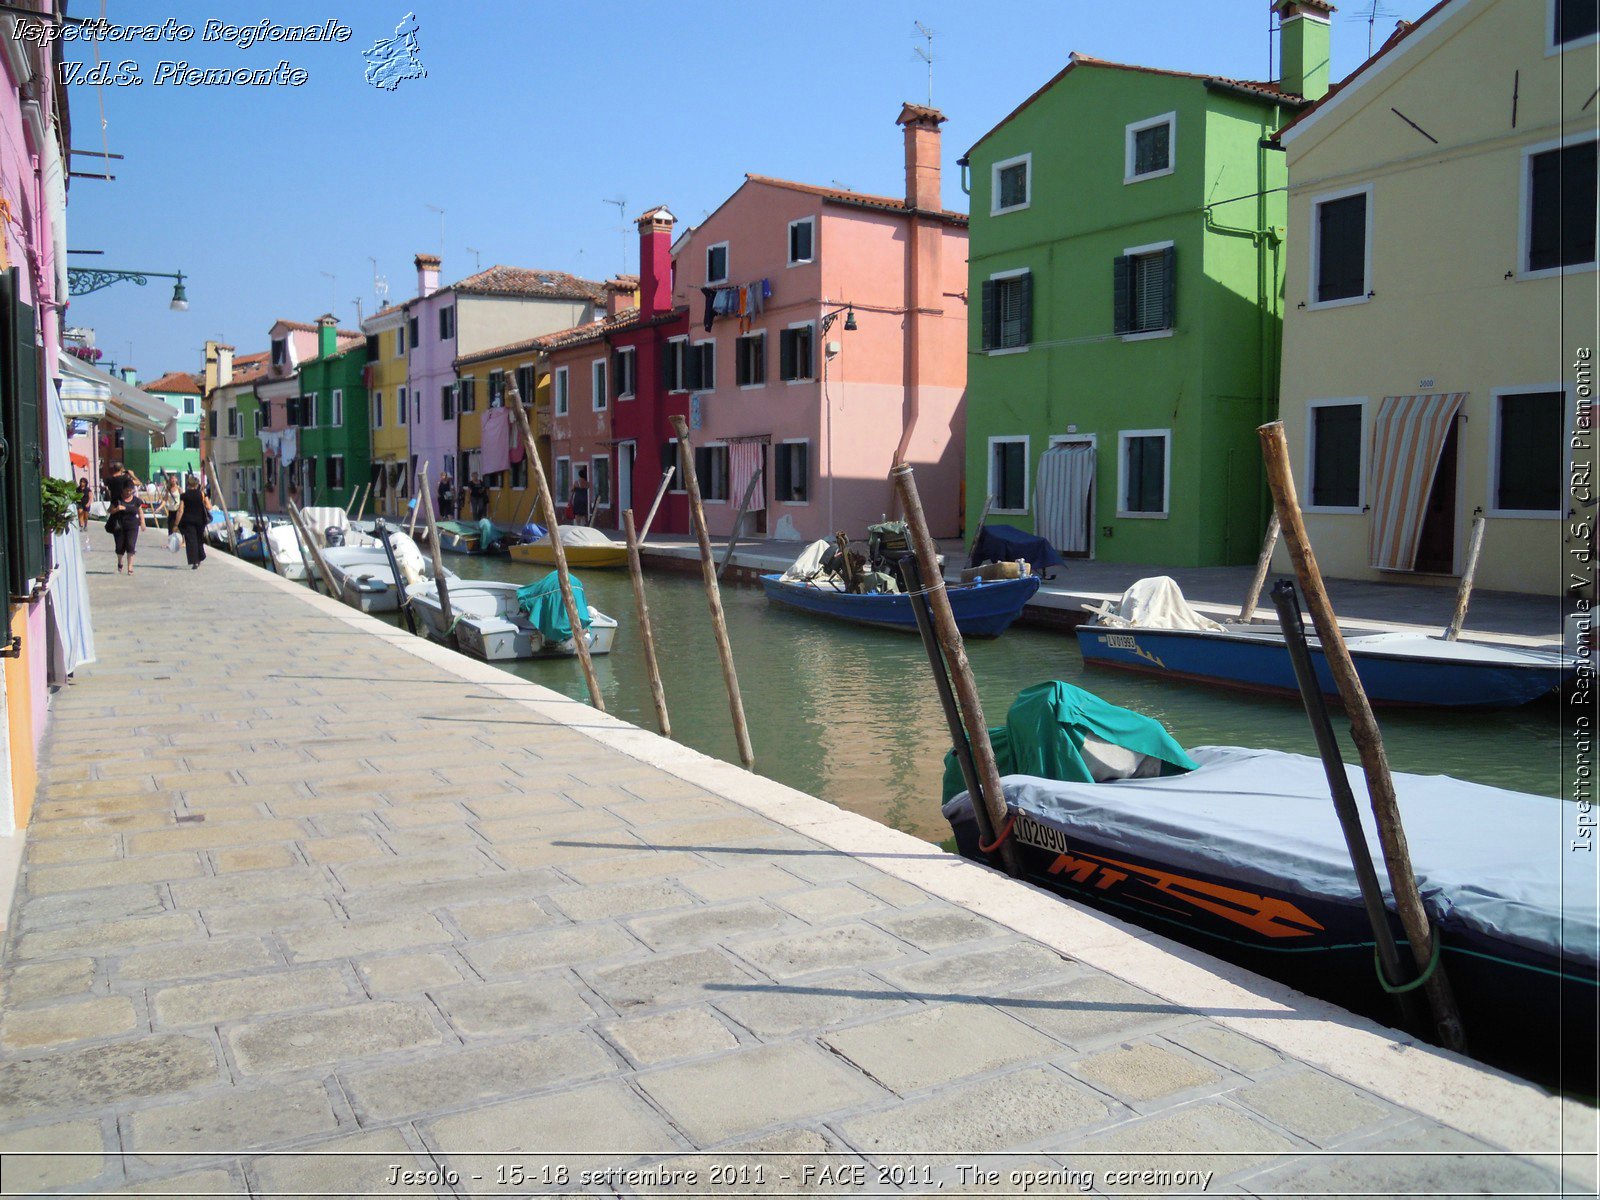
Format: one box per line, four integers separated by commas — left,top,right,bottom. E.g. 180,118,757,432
695,444,729,501
555,456,572,504
271,337,287,368
254,409,264,434
706,242,729,284
663,338,688,392
988,437,1028,513
300,394,316,428
982,271,1032,351
613,347,636,397
182,396,196,415
1119,430,1170,518
414,394,421,424
439,305,455,340
226,407,239,437
182,431,200,450
775,440,809,502
1311,187,1370,305
207,410,217,438
1554,0,1600,47
365,335,379,362
553,366,569,416
1308,401,1364,511
992,153,1031,214
1492,389,1564,515
372,391,383,429
514,364,535,406
686,341,715,391
398,385,408,425
510,459,528,489
591,456,611,509
592,359,608,411
331,389,343,427
327,456,345,490
736,332,766,386
778,326,814,381
395,325,407,355
1114,244,1176,336
1125,113,1175,183
459,376,477,413
259,401,272,429
407,315,419,348
440,384,454,422
788,218,815,264
264,457,277,490
1526,139,1597,274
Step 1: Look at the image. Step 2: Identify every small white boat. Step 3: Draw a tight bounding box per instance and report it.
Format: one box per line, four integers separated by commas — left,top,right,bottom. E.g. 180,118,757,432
267,524,310,581
408,579,618,662
323,533,453,614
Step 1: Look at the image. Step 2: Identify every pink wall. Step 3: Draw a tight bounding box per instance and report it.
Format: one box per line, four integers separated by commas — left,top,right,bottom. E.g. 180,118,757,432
547,341,612,521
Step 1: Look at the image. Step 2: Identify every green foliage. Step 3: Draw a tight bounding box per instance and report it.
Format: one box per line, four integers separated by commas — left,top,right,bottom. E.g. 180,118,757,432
41,476,79,537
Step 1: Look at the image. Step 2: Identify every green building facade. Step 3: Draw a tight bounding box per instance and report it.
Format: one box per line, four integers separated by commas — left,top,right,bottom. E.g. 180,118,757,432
961,22,1325,566
295,317,370,509
125,371,202,483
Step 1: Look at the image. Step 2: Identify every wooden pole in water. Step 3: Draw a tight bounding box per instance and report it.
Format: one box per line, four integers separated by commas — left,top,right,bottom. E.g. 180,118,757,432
718,466,764,581
207,457,238,558
1258,420,1466,1052
352,482,371,524
1238,512,1281,623
1444,512,1487,642
624,507,671,739
288,501,337,596
417,479,455,642
670,415,754,771
639,466,676,541
507,377,605,712
891,461,1019,875
407,462,429,537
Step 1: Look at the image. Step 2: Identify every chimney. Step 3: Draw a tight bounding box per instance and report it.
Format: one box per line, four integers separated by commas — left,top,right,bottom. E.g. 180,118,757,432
897,103,947,212
120,367,137,385
604,276,637,318
215,343,234,389
635,207,676,318
317,314,338,360
1274,0,1334,102
414,252,441,299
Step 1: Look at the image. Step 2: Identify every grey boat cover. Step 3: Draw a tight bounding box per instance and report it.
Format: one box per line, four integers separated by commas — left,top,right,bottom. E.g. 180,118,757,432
944,746,1598,969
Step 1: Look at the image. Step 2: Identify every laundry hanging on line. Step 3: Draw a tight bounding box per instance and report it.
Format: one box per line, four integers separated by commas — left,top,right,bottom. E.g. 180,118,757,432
701,279,772,331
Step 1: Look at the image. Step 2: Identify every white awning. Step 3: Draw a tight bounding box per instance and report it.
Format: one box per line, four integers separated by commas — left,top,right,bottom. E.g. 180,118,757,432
57,353,180,441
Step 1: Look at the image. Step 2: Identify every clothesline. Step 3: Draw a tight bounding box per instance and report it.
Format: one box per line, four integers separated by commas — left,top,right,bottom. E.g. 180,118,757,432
701,277,772,333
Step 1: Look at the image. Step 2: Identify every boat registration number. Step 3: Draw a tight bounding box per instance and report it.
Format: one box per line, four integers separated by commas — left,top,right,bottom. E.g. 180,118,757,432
1104,634,1140,650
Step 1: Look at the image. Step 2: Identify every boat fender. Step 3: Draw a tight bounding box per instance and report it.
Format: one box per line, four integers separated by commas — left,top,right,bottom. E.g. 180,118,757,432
1374,924,1442,995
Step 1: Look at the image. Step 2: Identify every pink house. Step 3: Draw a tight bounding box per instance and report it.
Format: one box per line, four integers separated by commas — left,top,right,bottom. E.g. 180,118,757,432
669,105,970,540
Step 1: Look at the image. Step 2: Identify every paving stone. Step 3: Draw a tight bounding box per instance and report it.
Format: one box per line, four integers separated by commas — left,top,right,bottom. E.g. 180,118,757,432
152,966,351,1026
103,1166,241,1194
4,957,96,1004
127,1077,336,1154
636,815,788,849
426,1079,678,1159
1,995,138,1049
839,1067,1108,1154
735,924,911,979
18,883,168,930
267,793,378,818
24,834,119,864
294,833,386,865
605,1007,740,1066
492,837,644,870
463,925,639,979
0,1117,105,1193
371,801,471,828
280,913,452,963
0,1034,220,1118
640,1041,883,1144
341,869,564,918
1068,1042,1224,1104
447,897,557,939
151,770,239,792
170,867,329,909
434,977,595,1037
334,850,494,890
1239,1124,1561,1197
125,819,303,855
202,898,340,934
613,796,734,824
678,864,804,902
115,937,274,983
772,884,884,923
378,826,486,856
211,843,300,872
996,975,1191,1049
1057,1100,1297,1182
1232,1070,1394,1144
462,791,575,821
822,1004,1060,1094
712,969,918,1037
14,912,195,958
627,900,791,951
547,881,695,922
873,908,1002,952
347,1029,616,1123
358,952,462,995
885,942,1079,999
228,1001,442,1075
247,1127,437,1197
1165,1024,1283,1075
588,948,755,1011
560,850,704,885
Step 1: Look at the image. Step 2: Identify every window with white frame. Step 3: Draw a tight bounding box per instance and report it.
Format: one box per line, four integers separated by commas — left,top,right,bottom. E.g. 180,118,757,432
778,325,814,381
664,338,688,392
1125,113,1175,183
226,407,239,437
774,440,809,502
254,409,264,434
591,456,611,509
991,153,1031,214
183,396,196,415
439,305,455,340
372,391,383,429
787,218,815,265
555,456,572,504
331,389,344,427
706,242,729,284
1311,186,1371,305
398,385,408,425
182,431,199,450
695,444,730,501
1524,138,1597,274
736,332,765,386
1114,243,1175,335
613,346,636,397
554,366,570,416
1307,400,1364,511
395,325,406,355
982,270,1032,350
1119,429,1170,517
592,359,608,410
1492,388,1565,515
1553,0,1600,48
988,436,1029,513
327,456,345,490
514,364,535,406
687,340,715,391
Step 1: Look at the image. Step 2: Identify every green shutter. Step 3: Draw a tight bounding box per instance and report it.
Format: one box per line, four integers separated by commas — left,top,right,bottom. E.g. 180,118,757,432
1016,273,1033,347
980,279,998,350
779,330,797,380
1112,256,1132,334
5,271,43,597
1160,244,1176,329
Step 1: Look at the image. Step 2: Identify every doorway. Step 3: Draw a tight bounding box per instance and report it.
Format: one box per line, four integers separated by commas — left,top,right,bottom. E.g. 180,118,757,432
1414,421,1459,575
618,440,636,518
1039,435,1096,558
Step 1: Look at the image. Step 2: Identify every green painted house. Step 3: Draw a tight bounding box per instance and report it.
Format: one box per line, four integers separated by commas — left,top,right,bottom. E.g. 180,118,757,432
125,370,202,482
960,2,1330,566
293,316,370,509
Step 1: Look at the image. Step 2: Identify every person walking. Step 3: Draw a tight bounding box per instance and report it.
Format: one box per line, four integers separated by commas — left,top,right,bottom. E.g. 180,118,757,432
566,467,591,527
162,475,182,536
74,476,91,531
108,470,143,574
175,473,209,569
467,472,489,521
436,473,456,520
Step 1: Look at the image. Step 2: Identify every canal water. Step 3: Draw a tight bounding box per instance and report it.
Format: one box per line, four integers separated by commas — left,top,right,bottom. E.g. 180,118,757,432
387,556,1565,843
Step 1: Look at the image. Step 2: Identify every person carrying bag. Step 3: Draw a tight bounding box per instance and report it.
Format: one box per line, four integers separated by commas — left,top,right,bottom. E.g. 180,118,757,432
175,474,210,569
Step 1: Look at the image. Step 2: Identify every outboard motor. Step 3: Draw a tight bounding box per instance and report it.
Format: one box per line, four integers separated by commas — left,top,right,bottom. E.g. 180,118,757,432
324,526,346,548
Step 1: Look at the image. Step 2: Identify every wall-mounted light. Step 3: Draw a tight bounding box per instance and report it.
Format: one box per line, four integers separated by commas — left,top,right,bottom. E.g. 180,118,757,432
821,303,857,335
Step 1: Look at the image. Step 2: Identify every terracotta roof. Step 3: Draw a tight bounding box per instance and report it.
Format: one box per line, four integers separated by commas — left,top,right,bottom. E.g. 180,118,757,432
272,318,365,339
605,275,640,292
968,51,1310,156
414,253,442,267
743,175,969,226
897,103,947,126
1274,0,1337,12
449,266,610,303
453,305,689,368
143,371,202,395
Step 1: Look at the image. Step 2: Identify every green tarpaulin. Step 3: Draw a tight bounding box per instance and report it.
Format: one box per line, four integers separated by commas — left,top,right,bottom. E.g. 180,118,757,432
516,573,592,643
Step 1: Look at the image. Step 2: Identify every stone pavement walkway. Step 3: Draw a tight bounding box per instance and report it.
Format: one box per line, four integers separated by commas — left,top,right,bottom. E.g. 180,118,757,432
0,542,1586,1196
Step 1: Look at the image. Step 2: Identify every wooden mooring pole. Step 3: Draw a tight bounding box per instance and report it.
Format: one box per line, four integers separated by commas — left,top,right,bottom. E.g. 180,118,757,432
287,502,337,597
670,415,754,771
891,462,1019,876
718,466,764,581
640,467,676,541
417,478,456,642
407,463,429,538
1444,512,1487,642
352,482,372,524
1259,420,1466,1052
624,508,671,739
1238,512,1281,623
208,457,239,559
506,377,605,712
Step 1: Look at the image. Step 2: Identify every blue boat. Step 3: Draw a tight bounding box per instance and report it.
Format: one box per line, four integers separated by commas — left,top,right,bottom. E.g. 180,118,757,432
761,573,1041,638
1075,621,1573,708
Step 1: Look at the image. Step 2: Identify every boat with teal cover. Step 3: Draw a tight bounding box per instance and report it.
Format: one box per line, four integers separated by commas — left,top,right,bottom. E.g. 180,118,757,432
436,518,520,556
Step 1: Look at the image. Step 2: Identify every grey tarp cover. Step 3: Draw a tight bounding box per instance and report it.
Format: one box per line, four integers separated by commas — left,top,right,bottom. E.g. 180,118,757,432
944,746,1597,968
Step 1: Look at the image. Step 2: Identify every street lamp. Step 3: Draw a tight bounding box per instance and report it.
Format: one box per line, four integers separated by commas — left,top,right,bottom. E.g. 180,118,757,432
67,267,189,311
820,303,857,335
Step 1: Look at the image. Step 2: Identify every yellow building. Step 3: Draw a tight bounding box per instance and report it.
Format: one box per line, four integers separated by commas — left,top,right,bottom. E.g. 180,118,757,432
1276,0,1596,597
453,339,547,526
361,303,412,517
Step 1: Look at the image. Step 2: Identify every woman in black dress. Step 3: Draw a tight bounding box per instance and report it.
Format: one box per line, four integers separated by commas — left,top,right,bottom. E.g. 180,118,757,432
175,474,209,568
108,471,143,574
74,477,91,530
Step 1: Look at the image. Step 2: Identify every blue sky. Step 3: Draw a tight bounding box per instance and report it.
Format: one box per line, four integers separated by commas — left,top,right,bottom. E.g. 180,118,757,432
61,0,1429,376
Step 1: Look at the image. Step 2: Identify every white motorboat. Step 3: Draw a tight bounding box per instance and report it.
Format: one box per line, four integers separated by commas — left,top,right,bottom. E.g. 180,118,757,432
407,578,618,662
323,533,453,614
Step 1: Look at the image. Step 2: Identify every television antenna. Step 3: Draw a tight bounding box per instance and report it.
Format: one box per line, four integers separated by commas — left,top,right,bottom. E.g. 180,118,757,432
465,245,482,271
913,21,936,107
368,256,389,306
1347,0,1401,56
603,196,628,275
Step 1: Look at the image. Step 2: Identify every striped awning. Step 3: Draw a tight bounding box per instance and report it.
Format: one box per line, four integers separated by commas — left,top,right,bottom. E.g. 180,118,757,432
57,353,179,440
1037,441,1095,555
1367,392,1467,571
58,371,108,420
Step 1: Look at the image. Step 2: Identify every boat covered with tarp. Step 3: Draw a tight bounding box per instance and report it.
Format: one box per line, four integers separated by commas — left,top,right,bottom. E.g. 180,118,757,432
1074,576,1573,708
408,573,618,661
436,518,524,556
322,530,450,613
509,524,628,569
942,681,1597,1085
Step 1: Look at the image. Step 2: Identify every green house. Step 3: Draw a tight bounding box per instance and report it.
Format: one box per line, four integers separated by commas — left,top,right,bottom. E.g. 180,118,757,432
961,6,1329,566
294,316,370,509
125,370,202,483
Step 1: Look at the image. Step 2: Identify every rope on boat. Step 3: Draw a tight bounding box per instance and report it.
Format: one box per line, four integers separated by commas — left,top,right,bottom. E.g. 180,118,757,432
978,809,1017,854
1374,925,1443,994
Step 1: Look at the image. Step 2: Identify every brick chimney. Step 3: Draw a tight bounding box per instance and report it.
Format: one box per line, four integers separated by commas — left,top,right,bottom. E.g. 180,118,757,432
414,252,440,299
317,314,338,359
897,103,947,212
604,276,638,318
1274,0,1335,101
635,207,675,318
